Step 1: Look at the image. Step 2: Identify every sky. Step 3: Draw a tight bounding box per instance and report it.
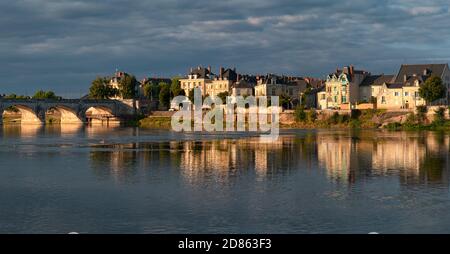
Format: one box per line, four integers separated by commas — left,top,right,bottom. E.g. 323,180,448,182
1,0,450,98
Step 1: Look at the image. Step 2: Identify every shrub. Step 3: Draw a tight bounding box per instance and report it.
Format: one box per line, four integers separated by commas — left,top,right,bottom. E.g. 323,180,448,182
433,107,446,126
385,122,402,130
307,109,317,122
328,112,340,125
349,119,361,128
295,106,307,122
416,105,427,124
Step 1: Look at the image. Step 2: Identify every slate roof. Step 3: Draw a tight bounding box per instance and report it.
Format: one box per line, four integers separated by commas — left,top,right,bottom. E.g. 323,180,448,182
393,64,448,83
189,67,214,79
221,68,238,81
360,74,394,86
385,83,403,89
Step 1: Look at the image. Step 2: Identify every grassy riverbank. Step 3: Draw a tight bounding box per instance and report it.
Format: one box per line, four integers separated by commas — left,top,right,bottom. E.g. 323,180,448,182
138,116,172,128
137,107,450,131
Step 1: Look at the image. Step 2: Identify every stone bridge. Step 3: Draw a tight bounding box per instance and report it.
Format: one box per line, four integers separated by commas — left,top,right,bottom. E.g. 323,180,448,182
0,98,136,124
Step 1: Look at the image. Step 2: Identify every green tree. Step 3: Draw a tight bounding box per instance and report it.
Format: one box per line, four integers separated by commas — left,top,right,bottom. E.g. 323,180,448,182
158,82,171,108
143,81,161,100
170,77,183,98
307,109,318,122
32,90,57,99
89,77,117,99
433,107,446,125
295,105,306,122
419,76,446,104
118,74,137,99
216,91,229,102
188,89,195,102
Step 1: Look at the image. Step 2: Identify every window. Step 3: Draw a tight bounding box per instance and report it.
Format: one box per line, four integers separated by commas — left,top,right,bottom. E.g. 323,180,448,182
404,92,409,96
415,92,419,98
394,92,399,96
321,94,325,100
334,96,337,102
381,96,386,104
342,96,347,103
272,88,276,95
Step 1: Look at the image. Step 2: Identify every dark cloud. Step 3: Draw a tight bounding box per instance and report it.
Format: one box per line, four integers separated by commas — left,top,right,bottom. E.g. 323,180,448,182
0,0,449,97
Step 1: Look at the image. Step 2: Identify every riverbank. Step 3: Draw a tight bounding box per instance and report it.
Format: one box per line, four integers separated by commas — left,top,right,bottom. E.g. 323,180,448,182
137,108,450,131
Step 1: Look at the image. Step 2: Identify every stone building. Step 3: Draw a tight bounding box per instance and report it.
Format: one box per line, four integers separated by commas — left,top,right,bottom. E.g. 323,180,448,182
317,65,370,109
374,64,450,109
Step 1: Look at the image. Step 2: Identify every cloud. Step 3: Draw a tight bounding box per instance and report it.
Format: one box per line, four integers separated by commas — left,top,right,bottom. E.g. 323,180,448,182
0,0,449,97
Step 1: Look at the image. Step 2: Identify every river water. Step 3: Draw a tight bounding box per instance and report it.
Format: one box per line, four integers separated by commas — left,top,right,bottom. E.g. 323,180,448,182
0,124,449,233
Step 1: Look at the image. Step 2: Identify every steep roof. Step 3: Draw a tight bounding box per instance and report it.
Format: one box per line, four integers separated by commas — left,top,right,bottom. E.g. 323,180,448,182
385,83,403,89
360,74,394,86
233,80,254,89
221,68,237,81
189,67,214,79
393,64,448,83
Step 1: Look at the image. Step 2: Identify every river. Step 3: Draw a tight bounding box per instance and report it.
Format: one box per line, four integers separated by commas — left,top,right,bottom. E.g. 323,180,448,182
0,124,449,233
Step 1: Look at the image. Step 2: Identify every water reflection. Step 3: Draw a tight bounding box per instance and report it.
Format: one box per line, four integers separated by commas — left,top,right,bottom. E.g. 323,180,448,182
85,130,450,187
2,125,449,187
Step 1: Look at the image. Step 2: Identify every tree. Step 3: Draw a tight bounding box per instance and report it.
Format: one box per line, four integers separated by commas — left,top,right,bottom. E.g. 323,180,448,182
188,89,195,102
419,76,446,105
4,94,29,99
32,90,57,99
216,91,229,102
89,77,117,99
158,82,171,108
433,107,446,125
118,74,137,99
295,105,306,122
170,77,183,98
143,81,161,100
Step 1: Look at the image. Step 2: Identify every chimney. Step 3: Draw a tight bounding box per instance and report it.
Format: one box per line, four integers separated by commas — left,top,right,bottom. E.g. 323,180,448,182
237,73,241,82
207,66,211,72
349,65,354,76
190,67,193,73
404,74,407,82
219,67,224,79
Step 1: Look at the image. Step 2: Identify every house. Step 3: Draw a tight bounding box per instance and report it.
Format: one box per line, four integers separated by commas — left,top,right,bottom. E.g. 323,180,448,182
374,64,450,109
359,74,394,103
179,66,215,96
231,78,254,97
206,67,238,97
318,65,370,109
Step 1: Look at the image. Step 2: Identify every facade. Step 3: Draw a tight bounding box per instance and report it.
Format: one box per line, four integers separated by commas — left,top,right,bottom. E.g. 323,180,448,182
206,68,238,97
374,64,450,109
317,65,370,109
254,74,305,100
231,79,254,97
180,66,215,96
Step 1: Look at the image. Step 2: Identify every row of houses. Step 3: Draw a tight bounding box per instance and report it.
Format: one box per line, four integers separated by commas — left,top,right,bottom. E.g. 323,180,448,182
107,63,450,111
317,64,450,110
179,66,323,108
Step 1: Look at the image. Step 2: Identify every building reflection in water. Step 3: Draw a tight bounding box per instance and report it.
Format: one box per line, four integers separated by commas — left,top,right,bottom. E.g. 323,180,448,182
317,131,450,186
84,129,450,187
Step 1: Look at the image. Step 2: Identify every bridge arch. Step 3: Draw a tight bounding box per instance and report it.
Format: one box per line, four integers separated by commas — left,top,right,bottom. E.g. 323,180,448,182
46,106,83,124
1,104,44,124
85,106,117,125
